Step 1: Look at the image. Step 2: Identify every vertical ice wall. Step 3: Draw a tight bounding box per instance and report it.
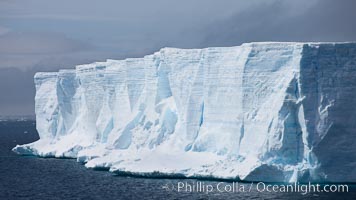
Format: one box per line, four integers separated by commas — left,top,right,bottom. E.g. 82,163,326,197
34,72,59,140
13,42,356,182
298,43,356,182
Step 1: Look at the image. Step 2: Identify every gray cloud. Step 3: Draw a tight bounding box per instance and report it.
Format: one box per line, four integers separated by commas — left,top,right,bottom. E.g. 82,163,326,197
201,0,356,46
0,26,11,36
0,32,92,54
0,31,99,70
0,68,35,116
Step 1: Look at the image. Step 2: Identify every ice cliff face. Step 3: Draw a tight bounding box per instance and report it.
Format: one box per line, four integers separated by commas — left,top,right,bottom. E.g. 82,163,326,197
13,42,356,183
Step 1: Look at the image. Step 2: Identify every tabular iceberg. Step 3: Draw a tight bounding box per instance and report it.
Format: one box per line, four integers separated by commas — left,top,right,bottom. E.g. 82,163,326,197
13,42,356,183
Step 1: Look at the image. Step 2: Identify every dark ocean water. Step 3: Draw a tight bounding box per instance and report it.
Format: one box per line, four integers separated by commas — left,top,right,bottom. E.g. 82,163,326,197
0,121,356,200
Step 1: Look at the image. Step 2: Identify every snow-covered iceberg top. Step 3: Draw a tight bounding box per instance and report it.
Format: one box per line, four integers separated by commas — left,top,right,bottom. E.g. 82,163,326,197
13,42,356,183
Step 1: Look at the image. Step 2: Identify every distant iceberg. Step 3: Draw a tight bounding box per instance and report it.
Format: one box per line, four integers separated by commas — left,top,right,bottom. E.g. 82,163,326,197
13,42,356,183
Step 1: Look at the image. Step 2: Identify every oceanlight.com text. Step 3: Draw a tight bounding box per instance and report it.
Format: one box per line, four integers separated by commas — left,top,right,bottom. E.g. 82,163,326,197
162,181,349,194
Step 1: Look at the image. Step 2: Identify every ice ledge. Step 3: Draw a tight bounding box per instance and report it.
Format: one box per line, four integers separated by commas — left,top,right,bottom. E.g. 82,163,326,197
14,42,356,183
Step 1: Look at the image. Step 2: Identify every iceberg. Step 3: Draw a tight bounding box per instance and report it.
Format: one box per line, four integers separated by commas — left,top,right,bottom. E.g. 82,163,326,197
13,42,356,182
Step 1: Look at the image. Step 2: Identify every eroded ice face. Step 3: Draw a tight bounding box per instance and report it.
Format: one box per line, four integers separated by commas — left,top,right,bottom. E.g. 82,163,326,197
13,42,356,183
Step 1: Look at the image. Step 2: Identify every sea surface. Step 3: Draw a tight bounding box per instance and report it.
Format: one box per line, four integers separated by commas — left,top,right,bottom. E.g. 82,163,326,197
0,120,355,200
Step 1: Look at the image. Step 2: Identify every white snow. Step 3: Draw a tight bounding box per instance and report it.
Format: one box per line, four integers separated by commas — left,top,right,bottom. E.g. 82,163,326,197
13,42,356,182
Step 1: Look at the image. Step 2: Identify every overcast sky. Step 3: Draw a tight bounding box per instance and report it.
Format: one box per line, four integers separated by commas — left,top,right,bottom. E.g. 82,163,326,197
1,0,356,116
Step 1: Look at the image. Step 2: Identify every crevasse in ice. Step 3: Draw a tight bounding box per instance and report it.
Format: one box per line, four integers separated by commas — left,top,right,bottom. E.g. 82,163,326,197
13,42,356,182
